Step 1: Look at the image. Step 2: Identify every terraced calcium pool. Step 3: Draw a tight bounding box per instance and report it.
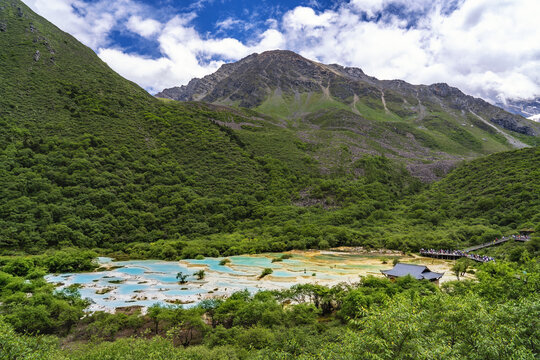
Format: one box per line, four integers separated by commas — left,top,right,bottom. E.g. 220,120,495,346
46,250,444,312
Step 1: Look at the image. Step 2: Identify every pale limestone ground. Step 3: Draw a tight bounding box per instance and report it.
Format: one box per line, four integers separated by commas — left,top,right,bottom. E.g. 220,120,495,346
58,249,465,313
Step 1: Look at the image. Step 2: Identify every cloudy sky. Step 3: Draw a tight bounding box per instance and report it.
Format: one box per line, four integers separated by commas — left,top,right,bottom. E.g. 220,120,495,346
24,0,540,104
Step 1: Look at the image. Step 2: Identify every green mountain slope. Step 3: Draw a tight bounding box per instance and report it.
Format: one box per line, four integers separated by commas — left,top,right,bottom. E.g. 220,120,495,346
0,0,419,254
0,0,287,191
422,147,539,226
0,0,288,250
157,50,540,174
0,0,151,142
377,147,540,251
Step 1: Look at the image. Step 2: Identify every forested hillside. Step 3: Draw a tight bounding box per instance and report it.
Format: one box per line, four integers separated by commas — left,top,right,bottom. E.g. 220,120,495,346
376,147,540,251
0,0,305,252
1,0,539,260
0,0,416,255
421,147,539,224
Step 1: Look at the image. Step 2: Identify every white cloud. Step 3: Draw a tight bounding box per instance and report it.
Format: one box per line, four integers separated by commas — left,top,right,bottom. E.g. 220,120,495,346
96,15,286,93
98,49,177,90
216,17,242,30
419,0,540,100
126,16,162,38
24,0,139,48
279,0,540,102
281,6,429,81
350,0,385,17
283,6,335,30
25,0,540,101
97,47,218,94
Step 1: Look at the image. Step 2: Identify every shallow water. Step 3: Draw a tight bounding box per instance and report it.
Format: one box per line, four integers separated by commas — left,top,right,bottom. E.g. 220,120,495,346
46,250,406,312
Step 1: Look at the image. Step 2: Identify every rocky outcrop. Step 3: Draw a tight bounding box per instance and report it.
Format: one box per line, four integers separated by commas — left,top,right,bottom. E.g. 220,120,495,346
33,49,40,61
157,50,380,107
420,83,536,135
490,116,535,135
158,52,412,107
156,54,256,101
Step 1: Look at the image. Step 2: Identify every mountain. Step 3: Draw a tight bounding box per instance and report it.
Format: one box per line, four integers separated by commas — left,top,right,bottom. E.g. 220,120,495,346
157,50,540,180
0,0,538,257
1,2,539,358
0,0,298,190
0,0,424,253
0,0,306,251
157,50,540,140
495,96,540,122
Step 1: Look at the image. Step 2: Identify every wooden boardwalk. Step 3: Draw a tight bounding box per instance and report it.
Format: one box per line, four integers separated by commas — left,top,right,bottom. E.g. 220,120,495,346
420,251,490,263
420,236,530,263
463,236,529,252
419,252,462,260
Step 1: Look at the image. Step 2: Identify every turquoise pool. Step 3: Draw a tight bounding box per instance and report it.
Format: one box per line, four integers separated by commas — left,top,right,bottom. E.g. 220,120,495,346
46,251,393,312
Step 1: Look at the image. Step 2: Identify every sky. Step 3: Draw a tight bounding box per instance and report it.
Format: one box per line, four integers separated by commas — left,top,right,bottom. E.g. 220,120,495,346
24,0,540,104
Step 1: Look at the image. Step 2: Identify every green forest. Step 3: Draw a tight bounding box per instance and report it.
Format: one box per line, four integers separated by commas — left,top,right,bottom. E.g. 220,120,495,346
0,0,539,358
0,251,538,359
2,133,537,260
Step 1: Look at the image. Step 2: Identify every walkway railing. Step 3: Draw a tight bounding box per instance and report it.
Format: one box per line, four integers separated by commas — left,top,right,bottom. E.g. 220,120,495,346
463,235,530,252
420,235,530,263
420,249,494,263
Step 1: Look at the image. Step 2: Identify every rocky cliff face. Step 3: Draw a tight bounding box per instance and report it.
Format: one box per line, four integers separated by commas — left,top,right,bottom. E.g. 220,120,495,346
157,50,539,136
157,50,350,107
416,83,537,136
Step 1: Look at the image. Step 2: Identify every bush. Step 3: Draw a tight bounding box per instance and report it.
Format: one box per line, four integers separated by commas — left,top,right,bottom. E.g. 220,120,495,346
259,268,273,279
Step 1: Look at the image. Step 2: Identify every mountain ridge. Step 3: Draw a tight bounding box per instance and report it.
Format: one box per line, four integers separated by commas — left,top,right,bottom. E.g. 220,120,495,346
156,50,539,138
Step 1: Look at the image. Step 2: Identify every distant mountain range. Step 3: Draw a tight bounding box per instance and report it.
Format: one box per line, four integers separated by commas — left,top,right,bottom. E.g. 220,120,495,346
496,96,540,122
157,50,540,139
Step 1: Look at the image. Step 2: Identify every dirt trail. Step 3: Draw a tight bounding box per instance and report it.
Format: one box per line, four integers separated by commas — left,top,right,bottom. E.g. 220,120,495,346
380,90,390,114
321,83,331,99
469,111,529,149
351,94,361,115
415,90,426,121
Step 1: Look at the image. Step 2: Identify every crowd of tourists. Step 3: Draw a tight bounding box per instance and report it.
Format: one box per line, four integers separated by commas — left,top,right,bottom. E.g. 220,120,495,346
420,248,495,263
491,234,530,243
507,234,530,241
420,248,465,257
465,253,495,262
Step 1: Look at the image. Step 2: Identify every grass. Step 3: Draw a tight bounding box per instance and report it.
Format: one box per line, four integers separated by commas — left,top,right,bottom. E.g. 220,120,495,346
256,91,351,120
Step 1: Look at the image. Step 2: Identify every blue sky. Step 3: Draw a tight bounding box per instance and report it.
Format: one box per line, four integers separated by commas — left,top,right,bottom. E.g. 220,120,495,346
105,0,339,58
25,0,540,103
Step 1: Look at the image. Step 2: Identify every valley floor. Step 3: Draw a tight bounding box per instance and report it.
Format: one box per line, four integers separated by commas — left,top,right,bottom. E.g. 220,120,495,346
46,249,462,313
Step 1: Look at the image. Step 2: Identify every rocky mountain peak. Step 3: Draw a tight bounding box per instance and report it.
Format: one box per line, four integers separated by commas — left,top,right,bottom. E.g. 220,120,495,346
156,49,343,107
156,50,539,137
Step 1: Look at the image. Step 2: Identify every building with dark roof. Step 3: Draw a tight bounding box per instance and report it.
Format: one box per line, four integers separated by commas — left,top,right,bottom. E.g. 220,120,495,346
381,263,443,283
